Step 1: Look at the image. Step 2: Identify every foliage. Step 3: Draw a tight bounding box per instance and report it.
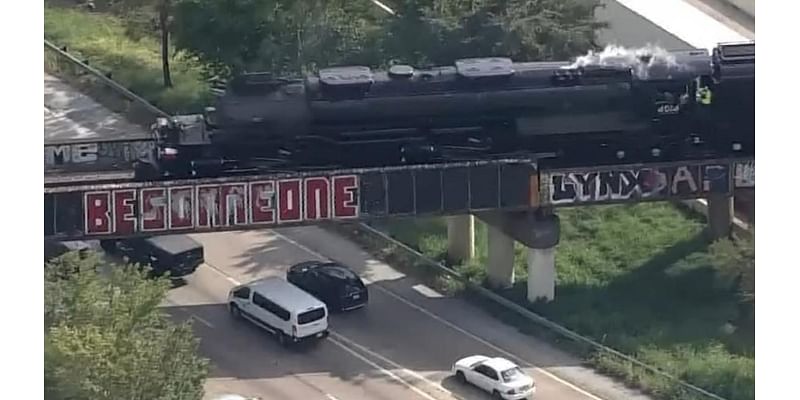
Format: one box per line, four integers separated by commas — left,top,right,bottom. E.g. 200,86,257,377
383,0,607,65
44,6,212,113
170,0,606,77
171,0,386,77
382,203,754,400
44,251,209,400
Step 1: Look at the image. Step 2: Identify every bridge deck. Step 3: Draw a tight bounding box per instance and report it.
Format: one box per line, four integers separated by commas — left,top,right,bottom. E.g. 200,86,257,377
602,0,751,50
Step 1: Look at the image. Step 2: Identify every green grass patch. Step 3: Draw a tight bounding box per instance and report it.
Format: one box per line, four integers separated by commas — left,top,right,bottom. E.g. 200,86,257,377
358,203,754,400
44,6,212,114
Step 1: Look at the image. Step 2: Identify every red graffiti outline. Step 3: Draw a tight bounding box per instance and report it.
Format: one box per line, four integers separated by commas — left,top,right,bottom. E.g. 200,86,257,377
277,178,303,223
332,174,359,219
249,181,277,225
84,191,112,235
168,186,195,230
140,188,168,232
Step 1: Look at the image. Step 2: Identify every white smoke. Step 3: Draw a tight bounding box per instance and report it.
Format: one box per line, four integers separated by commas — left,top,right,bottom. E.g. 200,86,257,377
566,44,689,79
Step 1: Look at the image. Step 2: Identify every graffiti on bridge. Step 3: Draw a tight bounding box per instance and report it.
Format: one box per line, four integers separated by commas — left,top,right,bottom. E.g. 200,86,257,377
45,161,537,239
83,175,360,236
542,162,733,206
44,141,155,167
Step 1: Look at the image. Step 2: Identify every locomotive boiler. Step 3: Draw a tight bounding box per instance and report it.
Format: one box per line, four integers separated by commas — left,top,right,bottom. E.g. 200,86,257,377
136,41,755,180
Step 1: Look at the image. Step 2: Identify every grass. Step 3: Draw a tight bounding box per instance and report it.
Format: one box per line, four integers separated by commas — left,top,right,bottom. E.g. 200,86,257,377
44,6,754,400
44,6,212,114
367,204,755,400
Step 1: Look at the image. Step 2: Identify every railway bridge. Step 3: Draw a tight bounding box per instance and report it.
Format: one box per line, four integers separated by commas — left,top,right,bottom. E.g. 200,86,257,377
44,0,755,304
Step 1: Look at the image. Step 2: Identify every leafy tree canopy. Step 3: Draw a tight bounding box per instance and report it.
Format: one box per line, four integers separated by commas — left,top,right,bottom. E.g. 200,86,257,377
170,0,607,77
45,251,209,400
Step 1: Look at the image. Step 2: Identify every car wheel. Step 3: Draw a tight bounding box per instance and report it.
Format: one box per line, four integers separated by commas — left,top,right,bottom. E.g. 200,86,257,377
492,390,503,399
455,371,466,383
229,303,241,319
277,332,288,347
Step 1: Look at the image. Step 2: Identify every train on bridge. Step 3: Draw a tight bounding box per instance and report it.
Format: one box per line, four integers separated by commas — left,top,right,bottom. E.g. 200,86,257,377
134,41,755,181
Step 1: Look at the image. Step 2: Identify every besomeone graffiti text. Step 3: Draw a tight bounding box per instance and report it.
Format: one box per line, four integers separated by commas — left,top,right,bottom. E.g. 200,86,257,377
83,175,359,236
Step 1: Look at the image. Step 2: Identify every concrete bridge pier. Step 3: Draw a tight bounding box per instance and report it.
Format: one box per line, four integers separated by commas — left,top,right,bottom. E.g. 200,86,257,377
486,223,515,289
446,215,475,265
527,247,556,302
478,209,561,302
707,192,734,239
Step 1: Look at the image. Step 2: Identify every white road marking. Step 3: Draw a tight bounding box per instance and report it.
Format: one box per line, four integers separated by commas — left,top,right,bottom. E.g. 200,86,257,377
201,261,241,285
271,230,606,400
324,394,340,400
330,332,461,399
327,336,442,400
412,283,445,298
189,313,215,328
200,264,445,400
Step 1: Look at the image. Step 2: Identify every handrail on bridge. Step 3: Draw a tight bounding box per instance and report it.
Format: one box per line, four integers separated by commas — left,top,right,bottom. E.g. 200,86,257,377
44,39,170,119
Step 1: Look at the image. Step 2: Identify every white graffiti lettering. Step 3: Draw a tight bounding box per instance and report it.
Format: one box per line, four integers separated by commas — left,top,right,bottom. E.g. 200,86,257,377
547,164,730,205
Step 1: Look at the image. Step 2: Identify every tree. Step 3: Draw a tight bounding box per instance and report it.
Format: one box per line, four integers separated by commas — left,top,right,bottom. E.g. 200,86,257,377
380,0,606,66
171,0,386,77
90,0,176,87
170,0,606,77
45,251,209,400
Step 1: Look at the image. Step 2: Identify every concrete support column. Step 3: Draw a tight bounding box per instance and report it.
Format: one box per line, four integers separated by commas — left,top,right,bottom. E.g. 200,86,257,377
446,215,475,264
486,223,515,289
707,192,734,239
527,247,556,303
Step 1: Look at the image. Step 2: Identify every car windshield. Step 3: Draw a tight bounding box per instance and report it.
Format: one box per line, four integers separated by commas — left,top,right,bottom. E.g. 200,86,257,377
297,307,326,324
501,367,525,382
321,265,365,287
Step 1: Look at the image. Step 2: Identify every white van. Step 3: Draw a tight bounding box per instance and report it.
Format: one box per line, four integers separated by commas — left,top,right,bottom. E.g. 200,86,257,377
227,276,329,346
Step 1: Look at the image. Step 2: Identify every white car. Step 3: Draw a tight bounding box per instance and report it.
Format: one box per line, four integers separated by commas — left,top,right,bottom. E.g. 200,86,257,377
451,355,536,399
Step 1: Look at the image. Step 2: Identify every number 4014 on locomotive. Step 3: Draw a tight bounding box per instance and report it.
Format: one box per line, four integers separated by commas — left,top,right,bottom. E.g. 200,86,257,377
134,41,754,181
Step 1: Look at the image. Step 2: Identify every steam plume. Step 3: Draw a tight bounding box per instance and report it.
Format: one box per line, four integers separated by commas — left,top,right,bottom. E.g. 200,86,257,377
566,44,689,79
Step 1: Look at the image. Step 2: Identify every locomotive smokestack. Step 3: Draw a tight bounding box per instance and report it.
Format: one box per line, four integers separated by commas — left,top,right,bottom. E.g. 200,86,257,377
566,44,689,79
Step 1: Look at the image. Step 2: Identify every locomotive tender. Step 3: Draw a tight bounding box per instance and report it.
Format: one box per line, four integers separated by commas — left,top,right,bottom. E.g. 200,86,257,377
136,41,755,180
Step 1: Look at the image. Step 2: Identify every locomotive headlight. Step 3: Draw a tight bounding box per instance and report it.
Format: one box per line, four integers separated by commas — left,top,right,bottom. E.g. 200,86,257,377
732,143,742,151
160,147,179,161
203,107,217,127
651,148,662,157
616,150,625,159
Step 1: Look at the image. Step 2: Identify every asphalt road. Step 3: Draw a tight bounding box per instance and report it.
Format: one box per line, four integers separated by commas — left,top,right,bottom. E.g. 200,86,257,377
163,226,651,400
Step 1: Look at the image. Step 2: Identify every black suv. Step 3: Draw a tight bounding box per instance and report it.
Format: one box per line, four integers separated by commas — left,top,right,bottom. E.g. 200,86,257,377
100,235,204,278
287,261,369,312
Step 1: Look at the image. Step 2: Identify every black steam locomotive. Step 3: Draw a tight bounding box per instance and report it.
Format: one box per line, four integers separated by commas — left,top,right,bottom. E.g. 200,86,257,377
135,41,754,180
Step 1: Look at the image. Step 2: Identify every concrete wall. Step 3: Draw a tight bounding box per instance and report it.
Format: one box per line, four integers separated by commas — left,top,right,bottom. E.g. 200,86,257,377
726,0,755,17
